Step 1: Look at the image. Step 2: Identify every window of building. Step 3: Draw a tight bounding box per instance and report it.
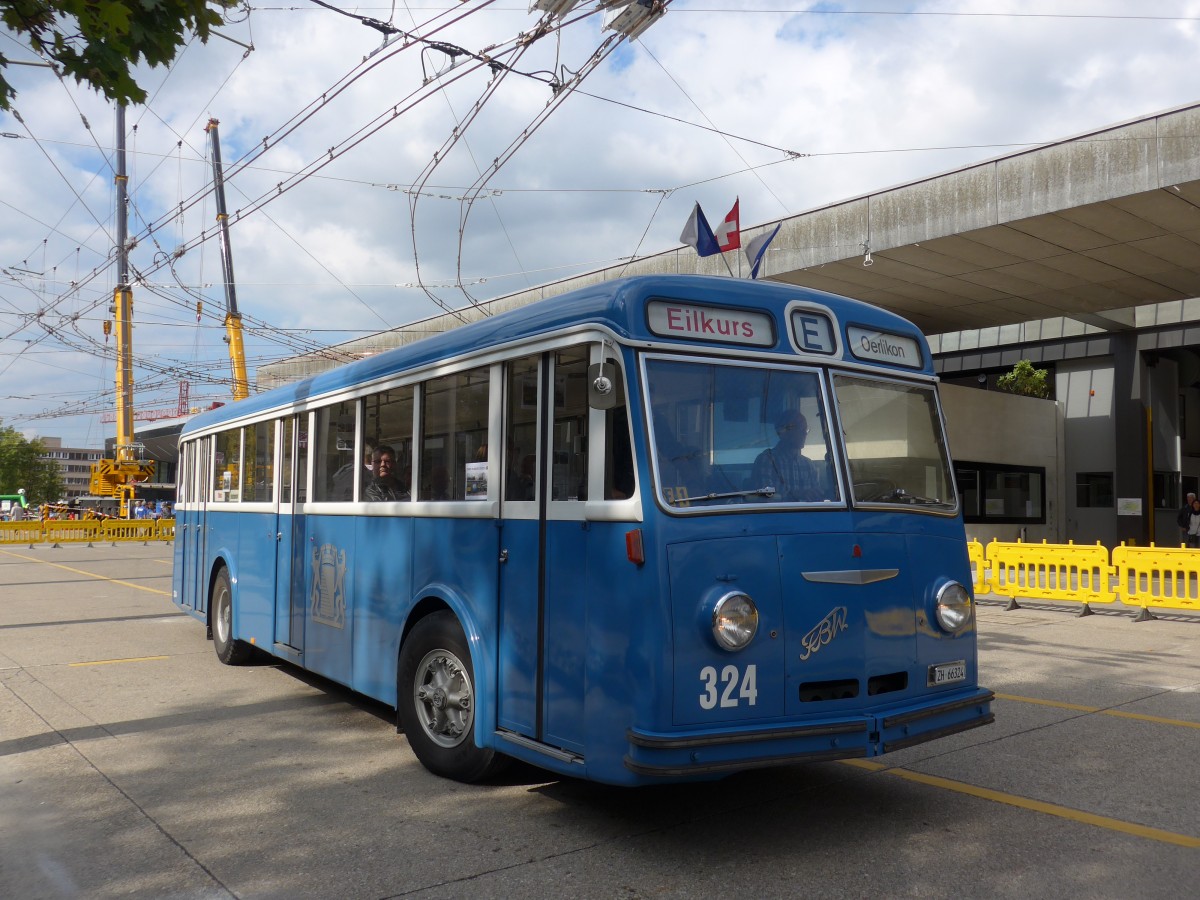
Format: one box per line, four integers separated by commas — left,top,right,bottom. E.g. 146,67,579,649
955,461,1046,523
1153,471,1180,510
1076,472,1114,508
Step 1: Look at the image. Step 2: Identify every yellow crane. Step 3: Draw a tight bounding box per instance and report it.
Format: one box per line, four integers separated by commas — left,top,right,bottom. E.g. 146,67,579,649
90,104,155,516
206,118,250,401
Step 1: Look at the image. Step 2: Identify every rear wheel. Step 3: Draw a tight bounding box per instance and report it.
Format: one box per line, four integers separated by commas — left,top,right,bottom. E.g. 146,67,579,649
212,567,253,665
398,610,505,782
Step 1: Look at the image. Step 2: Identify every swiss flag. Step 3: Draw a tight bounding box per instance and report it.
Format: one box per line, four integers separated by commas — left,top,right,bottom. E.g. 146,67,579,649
715,198,740,252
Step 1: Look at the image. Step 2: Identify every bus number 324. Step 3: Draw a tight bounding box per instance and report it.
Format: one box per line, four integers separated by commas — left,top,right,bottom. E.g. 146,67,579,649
699,664,758,709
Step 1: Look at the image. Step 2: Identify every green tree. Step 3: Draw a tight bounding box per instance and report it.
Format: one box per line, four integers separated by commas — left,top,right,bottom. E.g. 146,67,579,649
0,1,238,110
996,359,1051,399
0,423,64,503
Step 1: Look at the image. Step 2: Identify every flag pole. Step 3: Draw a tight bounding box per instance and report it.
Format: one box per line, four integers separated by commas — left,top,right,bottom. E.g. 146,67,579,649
718,251,736,278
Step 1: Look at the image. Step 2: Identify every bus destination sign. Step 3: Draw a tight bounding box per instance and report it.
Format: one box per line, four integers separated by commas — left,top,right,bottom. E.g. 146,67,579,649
647,300,775,348
847,326,922,368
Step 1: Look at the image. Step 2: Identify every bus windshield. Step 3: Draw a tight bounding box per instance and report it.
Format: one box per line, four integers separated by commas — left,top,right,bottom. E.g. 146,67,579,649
833,374,956,510
645,358,956,512
645,357,840,508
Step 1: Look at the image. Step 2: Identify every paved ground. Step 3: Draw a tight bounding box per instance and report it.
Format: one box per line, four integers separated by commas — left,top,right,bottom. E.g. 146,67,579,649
1,543,1196,899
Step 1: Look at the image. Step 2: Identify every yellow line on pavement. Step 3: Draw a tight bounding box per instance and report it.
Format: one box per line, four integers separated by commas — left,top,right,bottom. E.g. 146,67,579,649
995,692,1200,729
839,759,1200,848
69,655,170,667
0,548,170,596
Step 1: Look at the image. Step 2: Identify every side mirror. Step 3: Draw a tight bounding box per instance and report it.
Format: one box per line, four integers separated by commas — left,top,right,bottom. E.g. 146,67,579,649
587,362,622,410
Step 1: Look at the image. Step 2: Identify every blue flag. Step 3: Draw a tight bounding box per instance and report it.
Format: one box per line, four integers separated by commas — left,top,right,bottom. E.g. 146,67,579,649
680,202,721,257
745,223,782,279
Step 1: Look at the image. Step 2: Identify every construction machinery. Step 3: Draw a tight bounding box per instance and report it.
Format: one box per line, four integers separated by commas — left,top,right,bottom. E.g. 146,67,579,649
206,118,250,401
90,104,156,516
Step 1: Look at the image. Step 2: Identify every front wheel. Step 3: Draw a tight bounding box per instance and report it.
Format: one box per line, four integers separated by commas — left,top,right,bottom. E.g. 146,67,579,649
397,610,505,782
211,567,253,665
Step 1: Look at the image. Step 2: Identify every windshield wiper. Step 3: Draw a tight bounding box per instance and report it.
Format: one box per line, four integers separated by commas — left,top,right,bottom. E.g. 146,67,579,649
682,486,777,504
880,487,947,506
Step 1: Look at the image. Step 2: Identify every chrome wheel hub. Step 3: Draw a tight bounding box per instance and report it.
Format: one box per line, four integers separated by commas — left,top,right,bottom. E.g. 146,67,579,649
413,650,473,749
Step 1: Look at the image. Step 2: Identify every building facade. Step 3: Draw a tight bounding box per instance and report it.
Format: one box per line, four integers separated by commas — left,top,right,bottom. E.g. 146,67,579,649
38,437,104,500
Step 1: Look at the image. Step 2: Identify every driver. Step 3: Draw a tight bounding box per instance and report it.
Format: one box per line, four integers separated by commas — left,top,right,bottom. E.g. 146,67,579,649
750,410,823,501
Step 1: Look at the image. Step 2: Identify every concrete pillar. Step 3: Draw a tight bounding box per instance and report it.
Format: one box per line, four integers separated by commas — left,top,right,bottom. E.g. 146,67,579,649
1113,334,1146,545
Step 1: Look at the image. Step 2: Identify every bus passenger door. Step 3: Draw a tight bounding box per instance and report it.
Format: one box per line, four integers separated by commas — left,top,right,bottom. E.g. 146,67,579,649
183,436,210,614
274,414,305,652
496,354,542,738
497,348,592,754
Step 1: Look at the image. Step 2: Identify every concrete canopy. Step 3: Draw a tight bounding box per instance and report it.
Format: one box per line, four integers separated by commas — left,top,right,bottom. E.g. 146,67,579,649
758,102,1200,336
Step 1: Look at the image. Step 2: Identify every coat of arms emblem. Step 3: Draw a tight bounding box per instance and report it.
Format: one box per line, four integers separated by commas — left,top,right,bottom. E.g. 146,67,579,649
311,543,347,629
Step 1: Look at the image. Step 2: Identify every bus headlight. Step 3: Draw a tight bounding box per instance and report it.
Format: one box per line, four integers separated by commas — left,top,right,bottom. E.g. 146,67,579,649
934,581,973,634
712,592,759,651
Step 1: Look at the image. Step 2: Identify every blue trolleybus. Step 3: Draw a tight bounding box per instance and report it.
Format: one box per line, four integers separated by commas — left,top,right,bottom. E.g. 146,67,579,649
172,275,993,785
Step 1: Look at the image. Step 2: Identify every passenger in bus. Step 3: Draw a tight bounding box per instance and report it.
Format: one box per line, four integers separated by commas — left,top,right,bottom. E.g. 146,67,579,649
750,410,826,501
427,465,451,501
333,438,376,500
365,445,407,501
505,451,535,501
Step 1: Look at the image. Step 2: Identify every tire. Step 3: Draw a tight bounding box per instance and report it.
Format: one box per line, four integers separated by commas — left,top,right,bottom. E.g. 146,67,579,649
397,610,505,782
211,567,253,665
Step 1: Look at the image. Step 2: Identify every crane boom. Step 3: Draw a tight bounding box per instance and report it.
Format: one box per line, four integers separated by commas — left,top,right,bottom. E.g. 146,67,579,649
91,104,155,515
206,118,250,401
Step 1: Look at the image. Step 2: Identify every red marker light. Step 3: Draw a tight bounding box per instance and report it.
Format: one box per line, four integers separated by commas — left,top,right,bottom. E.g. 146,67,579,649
626,529,645,565
852,544,862,558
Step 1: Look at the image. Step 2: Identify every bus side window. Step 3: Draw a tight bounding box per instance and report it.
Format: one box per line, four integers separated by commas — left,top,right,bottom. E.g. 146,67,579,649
421,367,489,501
604,359,634,501
363,386,415,502
242,420,275,502
212,427,242,503
313,400,357,502
505,355,540,502
553,347,590,501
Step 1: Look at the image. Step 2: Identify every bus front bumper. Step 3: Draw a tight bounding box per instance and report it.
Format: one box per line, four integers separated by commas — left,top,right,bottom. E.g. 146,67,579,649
623,688,994,778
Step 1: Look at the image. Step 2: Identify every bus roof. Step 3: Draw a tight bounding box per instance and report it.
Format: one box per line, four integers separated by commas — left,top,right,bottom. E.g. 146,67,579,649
183,275,930,436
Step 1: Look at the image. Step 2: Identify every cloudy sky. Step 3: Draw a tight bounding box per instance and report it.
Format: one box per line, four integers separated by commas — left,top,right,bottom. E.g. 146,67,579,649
2,0,1199,448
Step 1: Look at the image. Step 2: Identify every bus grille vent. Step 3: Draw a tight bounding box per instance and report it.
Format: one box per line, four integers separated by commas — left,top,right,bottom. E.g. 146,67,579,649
799,678,860,702
867,671,908,696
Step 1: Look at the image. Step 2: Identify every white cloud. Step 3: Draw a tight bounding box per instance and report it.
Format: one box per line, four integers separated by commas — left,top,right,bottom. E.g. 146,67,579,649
2,0,1200,445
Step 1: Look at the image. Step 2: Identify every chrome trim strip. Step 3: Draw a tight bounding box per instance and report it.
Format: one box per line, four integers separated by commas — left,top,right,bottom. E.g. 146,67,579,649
626,720,866,750
496,730,585,766
882,690,995,728
882,713,995,753
801,568,900,585
624,746,867,777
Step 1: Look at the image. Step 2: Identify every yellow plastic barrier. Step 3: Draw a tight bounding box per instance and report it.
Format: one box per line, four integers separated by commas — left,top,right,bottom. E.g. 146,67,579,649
43,520,104,545
0,520,46,544
0,517,176,545
1111,544,1200,618
984,539,1115,612
101,519,160,542
967,539,988,595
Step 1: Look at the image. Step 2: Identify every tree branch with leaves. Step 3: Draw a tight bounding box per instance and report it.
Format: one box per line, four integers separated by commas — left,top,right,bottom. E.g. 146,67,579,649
0,0,238,110
996,359,1051,399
